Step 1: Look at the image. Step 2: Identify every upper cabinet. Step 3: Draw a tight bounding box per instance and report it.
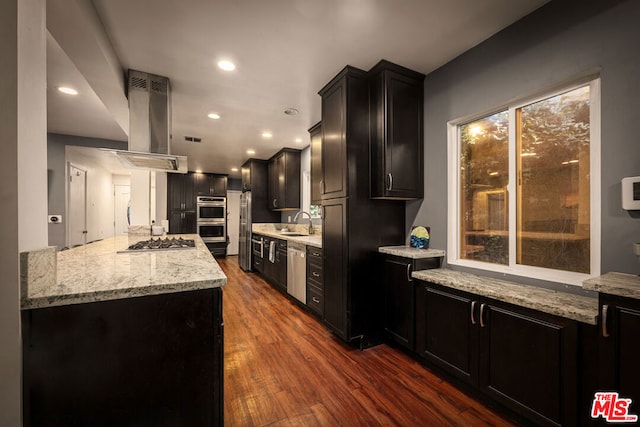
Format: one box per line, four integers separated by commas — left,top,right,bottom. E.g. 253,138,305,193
195,173,227,197
369,60,425,200
318,66,369,200
167,173,197,234
268,148,301,211
308,122,322,205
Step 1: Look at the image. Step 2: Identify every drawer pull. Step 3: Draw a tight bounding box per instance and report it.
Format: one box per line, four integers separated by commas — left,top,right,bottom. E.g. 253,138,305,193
480,303,487,328
602,304,610,338
471,301,477,325
312,272,320,277
312,297,320,303
406,263,413,282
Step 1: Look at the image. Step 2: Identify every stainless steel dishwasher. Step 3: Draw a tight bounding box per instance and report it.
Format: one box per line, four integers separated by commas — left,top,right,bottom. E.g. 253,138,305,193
287,242,306,303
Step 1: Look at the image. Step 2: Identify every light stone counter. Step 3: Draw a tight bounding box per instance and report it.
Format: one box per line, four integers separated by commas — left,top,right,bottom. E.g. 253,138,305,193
583,272,640,300
379,246,445,259
21,234,226,310
252,223,322,248
412,268,599,325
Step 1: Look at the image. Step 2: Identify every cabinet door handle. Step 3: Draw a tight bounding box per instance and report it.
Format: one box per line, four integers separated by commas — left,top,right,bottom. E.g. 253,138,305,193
387,173,393,191
471,301,477,325
406,263,413,282
320,180,325,195
273,199,277,208
480,303,487,328
312,297,320,303
312,272,320,277
602,304,610,338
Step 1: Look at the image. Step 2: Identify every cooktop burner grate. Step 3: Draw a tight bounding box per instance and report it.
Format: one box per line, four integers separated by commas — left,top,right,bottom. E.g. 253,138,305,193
123,237,196,252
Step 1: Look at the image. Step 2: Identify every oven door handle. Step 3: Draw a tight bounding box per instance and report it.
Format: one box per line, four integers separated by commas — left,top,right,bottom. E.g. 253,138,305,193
251,239,264,258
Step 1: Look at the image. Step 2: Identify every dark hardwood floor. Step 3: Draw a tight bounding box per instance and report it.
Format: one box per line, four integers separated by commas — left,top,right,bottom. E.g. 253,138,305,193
218,256,519,426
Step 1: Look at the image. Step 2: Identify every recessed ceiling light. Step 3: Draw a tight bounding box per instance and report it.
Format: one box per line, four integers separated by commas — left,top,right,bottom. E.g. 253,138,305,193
262,132,272,138
283,108,299,116
208,113,220,119
217,60,236,71
247,149,256,155
231,167,238,172
295,138,303,144
58,86,78,95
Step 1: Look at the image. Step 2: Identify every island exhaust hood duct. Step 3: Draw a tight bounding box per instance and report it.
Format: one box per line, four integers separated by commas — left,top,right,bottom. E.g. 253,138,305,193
111,70,187,173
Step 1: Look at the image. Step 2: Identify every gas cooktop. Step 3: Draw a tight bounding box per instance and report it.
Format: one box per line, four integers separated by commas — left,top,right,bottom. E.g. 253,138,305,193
121,237,196,252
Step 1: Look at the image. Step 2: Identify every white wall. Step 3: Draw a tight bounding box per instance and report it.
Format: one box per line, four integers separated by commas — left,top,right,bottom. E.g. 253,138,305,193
0,0,47,424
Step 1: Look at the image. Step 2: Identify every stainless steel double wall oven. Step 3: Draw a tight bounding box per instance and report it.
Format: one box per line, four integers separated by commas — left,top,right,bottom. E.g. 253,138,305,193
196,196,226,243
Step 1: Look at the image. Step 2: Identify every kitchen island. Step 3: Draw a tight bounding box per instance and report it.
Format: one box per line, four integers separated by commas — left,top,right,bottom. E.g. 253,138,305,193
21,234,226,427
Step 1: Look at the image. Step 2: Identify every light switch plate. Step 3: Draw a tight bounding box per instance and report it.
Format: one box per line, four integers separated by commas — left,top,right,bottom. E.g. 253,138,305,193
48,214,63,224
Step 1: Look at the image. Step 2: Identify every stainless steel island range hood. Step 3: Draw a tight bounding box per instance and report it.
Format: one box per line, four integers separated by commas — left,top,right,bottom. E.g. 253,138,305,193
108,69,187,173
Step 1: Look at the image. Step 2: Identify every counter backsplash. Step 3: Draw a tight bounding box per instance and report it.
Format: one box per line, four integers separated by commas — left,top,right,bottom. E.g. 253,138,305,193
253,223,322,236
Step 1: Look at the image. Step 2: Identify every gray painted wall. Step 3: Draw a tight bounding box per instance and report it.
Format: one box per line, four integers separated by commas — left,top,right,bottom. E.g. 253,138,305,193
47,133,127,248
413,0,640,288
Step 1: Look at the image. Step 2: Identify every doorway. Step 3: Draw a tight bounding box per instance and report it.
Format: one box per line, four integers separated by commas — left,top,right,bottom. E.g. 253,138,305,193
114,184,131,235
68,163,87,247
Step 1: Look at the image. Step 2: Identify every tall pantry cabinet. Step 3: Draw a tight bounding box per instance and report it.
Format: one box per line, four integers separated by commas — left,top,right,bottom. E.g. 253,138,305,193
319,66,405,347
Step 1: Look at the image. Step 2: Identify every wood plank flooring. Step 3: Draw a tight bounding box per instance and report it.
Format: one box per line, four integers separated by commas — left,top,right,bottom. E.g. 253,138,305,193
218,256,519,426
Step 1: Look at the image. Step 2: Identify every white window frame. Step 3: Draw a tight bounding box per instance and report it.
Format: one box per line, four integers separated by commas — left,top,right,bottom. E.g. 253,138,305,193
447,78,601,286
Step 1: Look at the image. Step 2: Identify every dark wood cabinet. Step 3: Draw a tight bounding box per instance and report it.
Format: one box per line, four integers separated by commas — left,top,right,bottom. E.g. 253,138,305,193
319,69,365,201
479,300,578,426
383,255,441,351
167,173,197,234
415,281,578,426
306,246,324,316
255,234,287,292
318,65,405,347
598,294,640,410
241,159,281,223
268,148,301,211
415,284,478,386
369,60,425,200
196,173,227,197
309,122,322,205
322,198,348,337
22,288,224,427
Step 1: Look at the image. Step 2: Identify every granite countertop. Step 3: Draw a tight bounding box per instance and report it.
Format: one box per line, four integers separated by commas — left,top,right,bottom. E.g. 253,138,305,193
21,234,227,310
412,268,599,325
379,246,445,259
583,272,640,300
252,224,322,248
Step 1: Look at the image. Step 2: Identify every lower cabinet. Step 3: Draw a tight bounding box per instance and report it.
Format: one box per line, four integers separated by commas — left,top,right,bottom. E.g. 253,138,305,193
383,254,441,351
598,293,640,411
22,288,224,426
255,235,287,292
306,246,324,316
415,281,578,426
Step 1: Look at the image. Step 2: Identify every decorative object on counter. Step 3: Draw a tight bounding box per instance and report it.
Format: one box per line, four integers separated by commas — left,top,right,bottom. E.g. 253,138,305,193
410,226,430,249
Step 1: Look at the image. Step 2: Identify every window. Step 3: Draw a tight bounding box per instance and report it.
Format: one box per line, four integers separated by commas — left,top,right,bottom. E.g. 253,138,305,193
448,79,600,285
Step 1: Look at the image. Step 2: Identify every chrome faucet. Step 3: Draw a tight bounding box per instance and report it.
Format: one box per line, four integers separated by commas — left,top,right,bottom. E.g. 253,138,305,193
293,211,313,235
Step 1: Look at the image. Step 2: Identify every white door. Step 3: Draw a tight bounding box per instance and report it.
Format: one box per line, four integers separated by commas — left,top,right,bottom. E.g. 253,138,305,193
227,190,241,255
114,184,131,235
68,164,87,247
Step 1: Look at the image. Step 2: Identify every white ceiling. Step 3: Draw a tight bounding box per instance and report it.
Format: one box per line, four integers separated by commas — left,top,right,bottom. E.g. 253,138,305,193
47,0,549,179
